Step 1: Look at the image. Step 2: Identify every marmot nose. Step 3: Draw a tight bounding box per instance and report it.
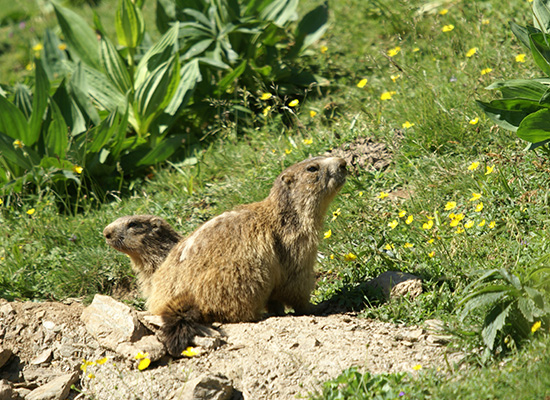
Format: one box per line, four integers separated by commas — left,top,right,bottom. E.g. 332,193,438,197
104,232,111,240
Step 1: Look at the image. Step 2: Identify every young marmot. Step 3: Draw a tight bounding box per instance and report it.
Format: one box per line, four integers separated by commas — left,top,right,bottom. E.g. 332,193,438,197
104,156,347,356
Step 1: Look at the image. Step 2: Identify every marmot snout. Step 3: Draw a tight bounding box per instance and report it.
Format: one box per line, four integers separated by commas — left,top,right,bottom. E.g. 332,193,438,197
104,156,347,356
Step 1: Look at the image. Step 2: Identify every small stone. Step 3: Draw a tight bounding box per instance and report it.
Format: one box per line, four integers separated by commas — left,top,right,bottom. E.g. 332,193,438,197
42,321,56,331
26,372,78,400
30,349,53,365
193,335,222,351
404,329,424,342
0,348,12,369
0,379,16,400
0,304,14,317
168,373,233,400
366,271,422,300
116,335,166,362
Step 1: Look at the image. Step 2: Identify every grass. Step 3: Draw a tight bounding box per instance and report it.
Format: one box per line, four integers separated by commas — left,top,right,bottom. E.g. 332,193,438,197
1,0,549,398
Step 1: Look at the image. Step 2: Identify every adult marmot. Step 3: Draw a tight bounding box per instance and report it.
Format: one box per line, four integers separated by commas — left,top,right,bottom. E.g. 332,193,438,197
104,156,347,356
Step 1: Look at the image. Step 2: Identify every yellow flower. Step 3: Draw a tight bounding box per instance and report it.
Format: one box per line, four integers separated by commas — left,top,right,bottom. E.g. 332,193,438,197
439,8,449,15
387,46,401,57
398,210,407,218
331,208,341,221
515,53,526,63
262,106,271,116
324,229,332,239
428,251,435,258
485,165,495,175
87,373,96,379
468,161,480,171
404,243,414,248
406,215,414,225
489,220,496,229
284,148,292,155
384,243,395,250
402,121,415,129
73,165,83,174
469,117,479,125
32,43,43,52
481,68,493,75
320,45,328,53
344,252,357,261
26,208,36,215
391,74,401,82
303,138,313,145
482,19,490,25
380,91,396,100
309,110,317,118
25,63,34,71
137,358,151,370
453,213,465,222
466,47,478,58
181,346,200,357
531,320,542,333
478,219,486,227
413,47,420,52
470,192,482,202
58,43,67,51
444,201,457,211
456,226,465,234
13,140,24,148
450,219,460,227
388,220,398,229
96,357,108,365
427,238,435,244
464,220,474,229
134,352,149,360
358,191,364,197
442,24,454,32
260,93,273,100
357,78,368,88
475,202,484,212
288,99,299,107
329,254,334,260
377,191,389,199
413,364,422,371
422,220,434,230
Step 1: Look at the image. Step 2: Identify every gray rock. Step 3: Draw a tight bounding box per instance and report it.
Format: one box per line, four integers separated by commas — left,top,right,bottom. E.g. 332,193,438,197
0,348,12,369
169,373,234,400
116,335,166,362
26,372,78,400
366,271,422,300
30,349,53,366
81,295,148,351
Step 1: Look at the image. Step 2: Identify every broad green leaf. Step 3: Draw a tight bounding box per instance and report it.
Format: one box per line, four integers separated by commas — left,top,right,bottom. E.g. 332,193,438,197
53,81,88,136
156,0,176,34
498,268,523,290
79,63,127,113
13,84,32,119
29,61,50,146
293,1,329,53
100,36,133,94
108,106,129,159
52,2,100,70
42,29,70,81
518,297,542,322
183,8,215,30
459,290,510,322
260,0,298,26
182,38,214,60
533,0,550,33
0,95,30,143
215,60,246,95
517,108,550,143
510,21,540,49
45,98,68,158
486,79,549,101
135,134,185,166
88,109,123,153
529,33,550,75
197,57,229,69
476,99,545,132
0,131,33,170
164,59,201,116
482,302,513,350
116,0,145,48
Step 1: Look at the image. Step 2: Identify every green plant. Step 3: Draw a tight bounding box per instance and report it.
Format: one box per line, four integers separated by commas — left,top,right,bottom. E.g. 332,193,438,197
477,0,550,153
458,265,550,357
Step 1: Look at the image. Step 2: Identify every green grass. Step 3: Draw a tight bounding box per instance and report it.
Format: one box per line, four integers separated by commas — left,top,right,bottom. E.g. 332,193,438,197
1,0,549,398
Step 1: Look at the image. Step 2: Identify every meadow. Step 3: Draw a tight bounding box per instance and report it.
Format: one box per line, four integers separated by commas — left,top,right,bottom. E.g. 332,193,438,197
1,0,549,398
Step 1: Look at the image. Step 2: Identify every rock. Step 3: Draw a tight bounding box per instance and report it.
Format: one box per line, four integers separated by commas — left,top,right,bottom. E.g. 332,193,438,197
26,372,79,400
30,349,53,366
169,374,234,400
0,304,14,317
0,379,18,400
116,335,166,362
0,348,12,369
81,295,148,351
366,271,422,300
193,336,222,351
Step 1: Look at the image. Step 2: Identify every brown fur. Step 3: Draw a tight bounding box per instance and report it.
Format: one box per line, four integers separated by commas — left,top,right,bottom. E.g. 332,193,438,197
104,157,347,356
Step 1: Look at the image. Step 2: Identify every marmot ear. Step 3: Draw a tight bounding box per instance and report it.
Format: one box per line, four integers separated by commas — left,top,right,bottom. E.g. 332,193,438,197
151,217,163,231
281,173,294,185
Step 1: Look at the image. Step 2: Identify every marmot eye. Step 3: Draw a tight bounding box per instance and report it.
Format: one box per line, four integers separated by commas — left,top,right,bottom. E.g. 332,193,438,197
128,221,139,229
306,165,319,172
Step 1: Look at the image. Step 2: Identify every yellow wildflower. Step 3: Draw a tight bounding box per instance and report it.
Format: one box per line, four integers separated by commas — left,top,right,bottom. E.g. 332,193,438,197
380,91,396,100
137,358,151,370
478,219,486,227
344,252,357,262
134,352,149,360
413,47,420,52
284,148,292,155
427,238,435,244
456,226,465,234
482,19,490,25
387,46,401,57
73,165,83,174
428,251,435,258
320,45,328,53
377,191,389,199
32,43,43,52
262,106,271,116
485,165,495,175
87,373,96,379
309,110,317,118
442,24,454,32
181,346,200,357
25,63,34,71
388,220,398,229
454,213,465,222
481,68,493,75
444,201,457,210
357,78,368,88
58,43,67,51
324,229,332,239
464,220,474,229
489,220,496,229
406,215,414,225
96,357,108,365
468,161,480,171
13,140,24,148
391,74,401,82
466,47,478,58
475,202,484,212
288,99,299,107
531,321,542,333
398,210,407,218
358,191,364,197
470,192,482,201
303,138,313,145
26,208,36,215
329,254,334,260
439,8,449,15
404,243,414,248
469,117,479,125
413,364,422,371
384,243,395,250
402,121,415,129
450,219,460,227
515,54,526,63
260,93,273,100
422,220,434,230
331,208,341,221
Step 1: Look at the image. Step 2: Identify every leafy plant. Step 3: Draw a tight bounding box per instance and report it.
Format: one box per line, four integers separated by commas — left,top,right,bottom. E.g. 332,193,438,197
477,0,550,153
458,266,550,357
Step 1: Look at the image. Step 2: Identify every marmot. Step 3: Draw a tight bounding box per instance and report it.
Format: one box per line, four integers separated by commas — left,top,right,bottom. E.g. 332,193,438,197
104,156,347,356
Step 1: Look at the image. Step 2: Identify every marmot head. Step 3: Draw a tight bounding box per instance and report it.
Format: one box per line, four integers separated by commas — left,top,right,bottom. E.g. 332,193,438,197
103,215,182,260
270,157,347,221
